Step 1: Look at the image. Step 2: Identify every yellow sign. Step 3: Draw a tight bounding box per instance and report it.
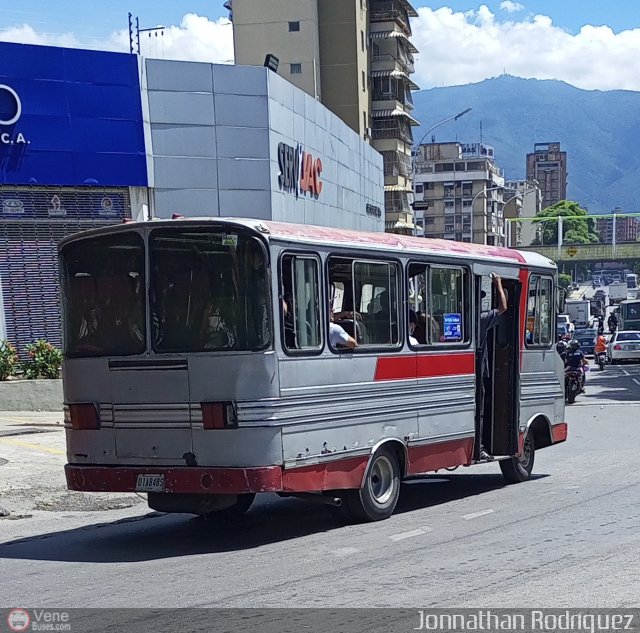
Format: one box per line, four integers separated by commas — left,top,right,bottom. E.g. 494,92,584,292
567,247,578,257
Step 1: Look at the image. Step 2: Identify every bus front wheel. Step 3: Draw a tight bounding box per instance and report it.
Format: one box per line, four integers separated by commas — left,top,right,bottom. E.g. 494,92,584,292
500,433,535,484
341,447,400,522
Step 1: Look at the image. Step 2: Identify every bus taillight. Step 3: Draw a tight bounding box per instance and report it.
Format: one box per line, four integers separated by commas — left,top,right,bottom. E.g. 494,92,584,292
201,402,237,429
69,403,100,430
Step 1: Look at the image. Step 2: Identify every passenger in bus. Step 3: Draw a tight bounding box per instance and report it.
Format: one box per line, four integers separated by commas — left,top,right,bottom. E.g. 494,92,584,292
282,295,296,348
329,308,357,349
408,310,419,346
478,273,508,460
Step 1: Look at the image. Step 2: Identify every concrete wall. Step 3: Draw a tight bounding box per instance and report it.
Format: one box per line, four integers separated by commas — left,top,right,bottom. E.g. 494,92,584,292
145,59,384,232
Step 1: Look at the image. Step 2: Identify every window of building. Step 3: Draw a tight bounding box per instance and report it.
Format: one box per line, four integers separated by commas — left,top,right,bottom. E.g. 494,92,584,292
462,199,472,208
280,254,322,353
288,21,300,31
361,30,365,51
328,257,400,349
407,264,469,346
526,275,553,347
362,70,366,92
435,163,455,173
415,184,424,194
290,63,302,74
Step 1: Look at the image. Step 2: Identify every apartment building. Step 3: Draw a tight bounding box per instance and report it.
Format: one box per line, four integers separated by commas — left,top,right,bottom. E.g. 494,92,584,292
413,142,506,245
504,179,542,247
596,208,640,243
228,0,420,233
525,142,567,209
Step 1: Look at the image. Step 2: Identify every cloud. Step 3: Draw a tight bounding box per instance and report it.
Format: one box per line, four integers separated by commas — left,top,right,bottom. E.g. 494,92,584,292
411,6,640,91
0,13,234,64
500,1,525,13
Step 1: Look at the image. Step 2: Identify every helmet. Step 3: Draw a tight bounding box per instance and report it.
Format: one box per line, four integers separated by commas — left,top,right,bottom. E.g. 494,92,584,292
556,340,567,352
569,340,580,351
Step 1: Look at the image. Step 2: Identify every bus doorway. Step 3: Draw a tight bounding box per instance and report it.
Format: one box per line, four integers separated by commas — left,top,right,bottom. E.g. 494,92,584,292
475,273,521,460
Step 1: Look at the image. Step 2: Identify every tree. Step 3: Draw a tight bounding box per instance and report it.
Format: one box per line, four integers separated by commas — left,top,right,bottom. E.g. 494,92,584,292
634,261,640,277
531,200,600,246
558,273,572,290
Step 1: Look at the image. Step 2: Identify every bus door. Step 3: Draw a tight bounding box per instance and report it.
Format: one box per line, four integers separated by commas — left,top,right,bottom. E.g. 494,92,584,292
474,267,521,459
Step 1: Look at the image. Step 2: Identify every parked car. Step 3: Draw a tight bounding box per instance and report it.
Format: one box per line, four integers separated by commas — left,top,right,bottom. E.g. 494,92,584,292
607,330,640,364
574,328,598,355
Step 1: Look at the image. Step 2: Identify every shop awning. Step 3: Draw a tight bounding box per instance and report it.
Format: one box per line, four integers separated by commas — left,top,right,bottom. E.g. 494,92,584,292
385,184,413,193
369,30,419,53
372,108,420,125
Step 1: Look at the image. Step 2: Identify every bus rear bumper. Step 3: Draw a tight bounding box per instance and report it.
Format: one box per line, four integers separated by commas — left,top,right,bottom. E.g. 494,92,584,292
65,457,369,495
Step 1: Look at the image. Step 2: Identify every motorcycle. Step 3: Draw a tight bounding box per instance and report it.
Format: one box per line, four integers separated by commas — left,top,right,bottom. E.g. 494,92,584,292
596,351,607,371
565,368,584,404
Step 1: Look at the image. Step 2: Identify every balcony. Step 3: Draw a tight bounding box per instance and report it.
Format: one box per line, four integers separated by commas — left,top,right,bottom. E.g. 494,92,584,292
371,122,413,144
370,3,412,35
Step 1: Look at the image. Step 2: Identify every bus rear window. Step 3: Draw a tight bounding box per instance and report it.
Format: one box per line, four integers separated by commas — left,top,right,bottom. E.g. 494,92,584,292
61,232,146,357
149,228,271,353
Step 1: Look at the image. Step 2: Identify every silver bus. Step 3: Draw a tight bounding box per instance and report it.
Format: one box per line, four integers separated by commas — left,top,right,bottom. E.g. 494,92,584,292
60,218,567,522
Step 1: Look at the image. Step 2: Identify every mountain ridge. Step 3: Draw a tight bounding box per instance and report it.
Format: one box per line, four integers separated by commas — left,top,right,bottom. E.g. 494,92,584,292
411,75,640,213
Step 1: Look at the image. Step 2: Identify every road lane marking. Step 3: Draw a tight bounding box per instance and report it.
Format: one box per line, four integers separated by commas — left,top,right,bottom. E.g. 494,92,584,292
633,379,640,387
389,527,431,541
333,547,360,556
623,370,630,376
462,509,495,520
0,437,65,455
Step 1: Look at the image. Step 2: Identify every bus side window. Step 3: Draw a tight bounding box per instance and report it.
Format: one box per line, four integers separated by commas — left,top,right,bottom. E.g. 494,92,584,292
280,254,322,352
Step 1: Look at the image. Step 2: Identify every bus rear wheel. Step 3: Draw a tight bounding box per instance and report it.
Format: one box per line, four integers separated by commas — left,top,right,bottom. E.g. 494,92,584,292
341,447,400,522
500,433,535,484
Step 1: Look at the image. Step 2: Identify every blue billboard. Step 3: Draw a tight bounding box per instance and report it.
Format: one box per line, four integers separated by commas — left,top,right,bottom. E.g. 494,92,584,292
0,42,147,187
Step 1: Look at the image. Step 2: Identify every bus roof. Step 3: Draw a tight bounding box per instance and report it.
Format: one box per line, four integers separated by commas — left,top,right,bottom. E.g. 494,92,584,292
59,216,557,270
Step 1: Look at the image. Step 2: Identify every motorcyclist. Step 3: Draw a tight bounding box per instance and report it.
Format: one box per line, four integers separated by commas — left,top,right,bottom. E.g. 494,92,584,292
565,340,588,388
556,339,568,362
607,313,618,334
594,333,607,366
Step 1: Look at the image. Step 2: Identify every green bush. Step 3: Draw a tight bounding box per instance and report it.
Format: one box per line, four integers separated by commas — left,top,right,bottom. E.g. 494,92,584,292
22,340,63,379
0,340,19,380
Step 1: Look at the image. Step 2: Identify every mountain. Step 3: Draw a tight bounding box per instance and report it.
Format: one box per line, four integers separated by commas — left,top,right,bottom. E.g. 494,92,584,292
411,75,640,213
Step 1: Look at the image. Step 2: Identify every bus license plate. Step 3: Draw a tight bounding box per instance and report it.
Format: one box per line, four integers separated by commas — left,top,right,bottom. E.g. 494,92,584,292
135,474,165,492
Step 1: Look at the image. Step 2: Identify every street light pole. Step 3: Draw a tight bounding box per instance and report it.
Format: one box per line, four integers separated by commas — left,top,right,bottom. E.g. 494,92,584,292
411,108,472,237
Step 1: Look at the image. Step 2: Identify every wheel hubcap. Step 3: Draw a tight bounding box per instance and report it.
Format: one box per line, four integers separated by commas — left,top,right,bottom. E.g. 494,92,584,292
368,455,394,506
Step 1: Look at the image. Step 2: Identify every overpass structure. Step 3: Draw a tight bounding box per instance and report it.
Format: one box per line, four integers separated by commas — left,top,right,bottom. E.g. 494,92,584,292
506,214,640,264
517,242,640,263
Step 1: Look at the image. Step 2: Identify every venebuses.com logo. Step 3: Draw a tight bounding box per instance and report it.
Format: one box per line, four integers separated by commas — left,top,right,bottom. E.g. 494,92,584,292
7,609,30,632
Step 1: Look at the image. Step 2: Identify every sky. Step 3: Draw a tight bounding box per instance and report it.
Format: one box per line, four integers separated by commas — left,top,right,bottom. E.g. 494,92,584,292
1,1,640,92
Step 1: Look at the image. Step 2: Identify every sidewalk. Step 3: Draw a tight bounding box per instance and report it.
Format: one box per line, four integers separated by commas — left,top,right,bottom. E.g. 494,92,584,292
0,410,63,428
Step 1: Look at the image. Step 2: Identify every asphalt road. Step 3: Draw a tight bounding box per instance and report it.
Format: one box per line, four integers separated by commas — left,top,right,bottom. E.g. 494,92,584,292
1,363,640,609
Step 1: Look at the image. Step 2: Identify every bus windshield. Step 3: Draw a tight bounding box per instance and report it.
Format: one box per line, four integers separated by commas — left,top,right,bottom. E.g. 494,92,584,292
62,232,146,357
149,227,271,353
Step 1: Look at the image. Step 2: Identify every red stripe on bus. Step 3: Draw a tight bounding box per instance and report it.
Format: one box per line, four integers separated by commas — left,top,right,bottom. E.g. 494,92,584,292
407,437,474,474
282,456,369,492
551,422,568,443
374,352,475,381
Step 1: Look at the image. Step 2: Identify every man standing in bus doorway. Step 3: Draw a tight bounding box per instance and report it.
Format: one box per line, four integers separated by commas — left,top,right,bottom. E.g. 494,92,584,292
478,273,508,460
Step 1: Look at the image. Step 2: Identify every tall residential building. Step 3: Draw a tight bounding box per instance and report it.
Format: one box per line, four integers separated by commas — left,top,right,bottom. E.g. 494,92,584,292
504,179,542,247
413,142,506,245
596,208,640,243
228,0,420,233
525,142,567,210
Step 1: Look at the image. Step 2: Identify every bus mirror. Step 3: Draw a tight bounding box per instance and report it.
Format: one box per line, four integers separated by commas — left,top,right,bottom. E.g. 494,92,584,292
557,287,566,313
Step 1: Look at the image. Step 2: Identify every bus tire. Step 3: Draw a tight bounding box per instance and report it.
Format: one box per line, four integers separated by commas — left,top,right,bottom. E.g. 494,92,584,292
203,493,255,521
341,447,400,522
500,433,535,484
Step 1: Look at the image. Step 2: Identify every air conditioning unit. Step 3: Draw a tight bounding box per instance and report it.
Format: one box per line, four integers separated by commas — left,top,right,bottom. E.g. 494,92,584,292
365,127,372,138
